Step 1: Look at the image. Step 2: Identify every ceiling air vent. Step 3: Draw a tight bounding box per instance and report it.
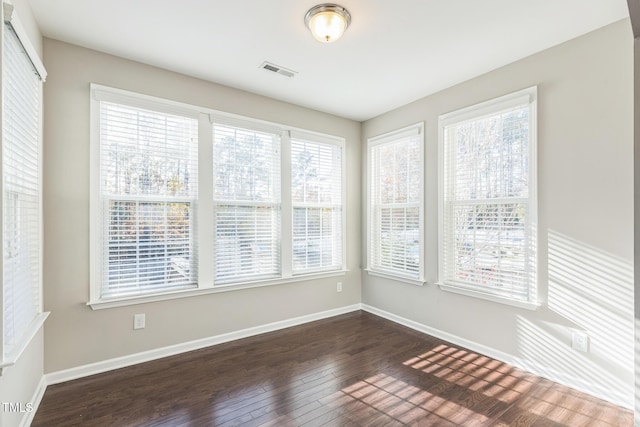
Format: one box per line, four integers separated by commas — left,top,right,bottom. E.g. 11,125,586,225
260,61,297,78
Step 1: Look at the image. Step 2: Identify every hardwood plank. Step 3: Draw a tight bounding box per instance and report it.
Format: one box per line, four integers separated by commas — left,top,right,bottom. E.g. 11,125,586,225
32,311,632,426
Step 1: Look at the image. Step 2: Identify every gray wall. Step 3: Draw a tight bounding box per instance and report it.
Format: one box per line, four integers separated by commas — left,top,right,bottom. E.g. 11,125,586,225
42,38,362,373
362,20,634,407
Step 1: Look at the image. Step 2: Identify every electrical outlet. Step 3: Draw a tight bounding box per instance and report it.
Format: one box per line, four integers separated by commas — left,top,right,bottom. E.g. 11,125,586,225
571,331,589,352
337,282,343,292
133,314,146,330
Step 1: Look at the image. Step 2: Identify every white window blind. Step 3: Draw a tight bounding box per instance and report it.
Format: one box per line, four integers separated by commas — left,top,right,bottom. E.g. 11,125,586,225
213,122,281,284
291,136,342,274
90,86,346,306
97,101,198,299
439,88,537,305
368,124,424,281
2,22,44,356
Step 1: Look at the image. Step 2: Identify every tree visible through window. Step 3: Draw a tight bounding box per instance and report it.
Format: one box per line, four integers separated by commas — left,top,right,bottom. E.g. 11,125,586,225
291,137,342,273
439,87,537,306
368,124,424,281
91,86,346,304
98,102,198,298
213,124,281,283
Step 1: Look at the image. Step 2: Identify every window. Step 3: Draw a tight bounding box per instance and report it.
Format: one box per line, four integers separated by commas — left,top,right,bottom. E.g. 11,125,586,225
438,87,538,308
2,5,48,365
368,123,424,283
94,99,198,299
213,121,281,284
90,86,346,306
291,134,343,274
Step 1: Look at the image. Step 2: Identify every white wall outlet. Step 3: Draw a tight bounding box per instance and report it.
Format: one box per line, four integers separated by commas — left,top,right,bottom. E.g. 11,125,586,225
337,282,343,292
133,314,146,330
571,331,589,352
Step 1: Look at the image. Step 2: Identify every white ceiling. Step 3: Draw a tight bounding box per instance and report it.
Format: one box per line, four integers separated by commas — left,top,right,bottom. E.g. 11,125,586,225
27,0,629,121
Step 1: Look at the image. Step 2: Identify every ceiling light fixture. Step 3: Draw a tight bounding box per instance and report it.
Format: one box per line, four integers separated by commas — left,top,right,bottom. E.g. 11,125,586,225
304,3,351,43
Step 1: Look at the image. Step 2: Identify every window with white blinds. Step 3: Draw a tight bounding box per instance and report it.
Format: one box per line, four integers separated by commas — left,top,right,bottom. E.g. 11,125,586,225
438,87,537,307
2,12,47,361
96,100,199,299
90,85,346,306
291,136,343,274
368,123,424,282
213,122,281,284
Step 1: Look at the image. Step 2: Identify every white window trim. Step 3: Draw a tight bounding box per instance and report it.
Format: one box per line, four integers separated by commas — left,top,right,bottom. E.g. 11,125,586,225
0,312,48,370
0,2,49,372
88,269,349,310
438,282,539,310
366,122,425,283
437,86,539,309
364,269,425,287
89,84,347,307
89,85,205,305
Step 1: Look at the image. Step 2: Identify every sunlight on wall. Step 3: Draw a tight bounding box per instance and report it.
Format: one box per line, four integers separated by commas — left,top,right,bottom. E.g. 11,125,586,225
516,317,623,395
518,230,634,407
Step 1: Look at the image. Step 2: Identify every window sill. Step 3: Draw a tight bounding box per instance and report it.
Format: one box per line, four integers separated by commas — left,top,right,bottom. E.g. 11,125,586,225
0,312,49,374
437,282,540,311
88,269,349,310
365,269,426,287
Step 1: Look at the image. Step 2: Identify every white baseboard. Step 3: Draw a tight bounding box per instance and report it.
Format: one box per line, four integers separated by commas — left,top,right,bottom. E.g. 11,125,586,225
45,304,361,386
361,304,632,410
19,375,47,427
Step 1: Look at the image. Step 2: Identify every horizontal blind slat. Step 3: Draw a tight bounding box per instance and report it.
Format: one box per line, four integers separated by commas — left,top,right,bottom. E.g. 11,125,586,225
291,138,343,273
213,123,281,283
3,23,42,354
99,102,198,299
369,127,422,279
441,99,533,302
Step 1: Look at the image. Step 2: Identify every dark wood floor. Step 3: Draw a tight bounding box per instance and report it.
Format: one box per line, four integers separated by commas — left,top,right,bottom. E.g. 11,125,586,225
33,311,632,426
